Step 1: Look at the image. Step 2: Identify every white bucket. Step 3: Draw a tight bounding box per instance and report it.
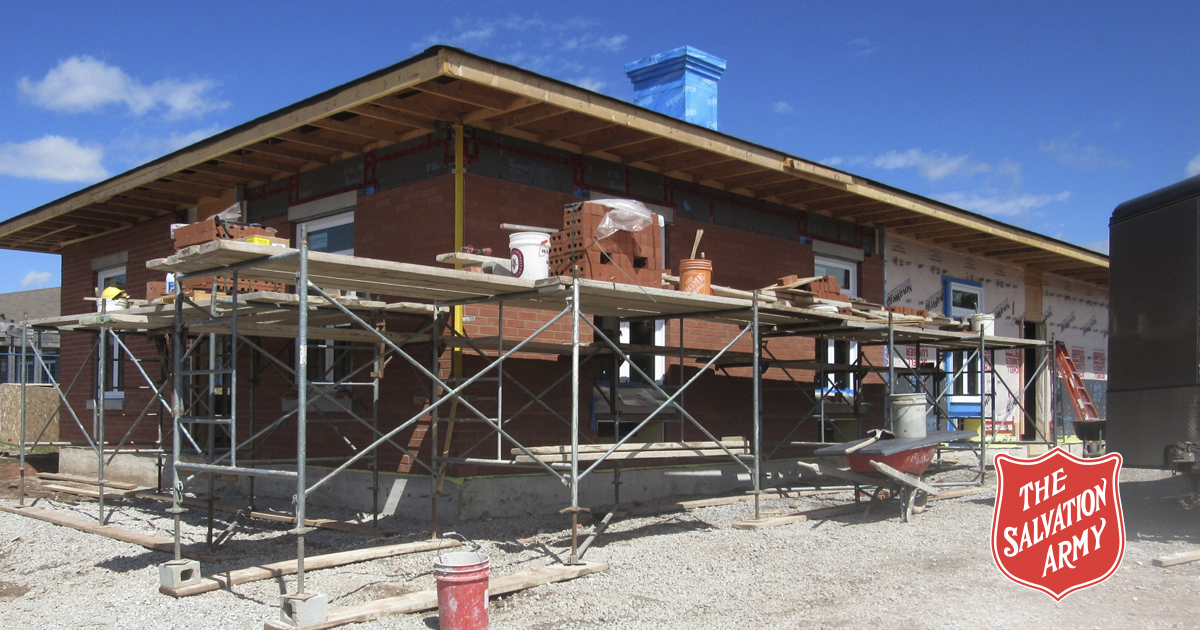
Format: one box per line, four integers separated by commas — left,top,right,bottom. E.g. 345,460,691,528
509,232,550,280
890,393,928,439
970,313,996,336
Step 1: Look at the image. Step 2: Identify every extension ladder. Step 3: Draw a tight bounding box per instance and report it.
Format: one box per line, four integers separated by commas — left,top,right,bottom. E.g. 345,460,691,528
1054,343,1101,423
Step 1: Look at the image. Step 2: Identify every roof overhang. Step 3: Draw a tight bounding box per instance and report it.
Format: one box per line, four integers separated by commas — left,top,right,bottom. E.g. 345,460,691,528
0,46,1108,286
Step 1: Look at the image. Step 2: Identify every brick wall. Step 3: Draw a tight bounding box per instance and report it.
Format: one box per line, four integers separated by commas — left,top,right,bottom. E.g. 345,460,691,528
56,174,882,476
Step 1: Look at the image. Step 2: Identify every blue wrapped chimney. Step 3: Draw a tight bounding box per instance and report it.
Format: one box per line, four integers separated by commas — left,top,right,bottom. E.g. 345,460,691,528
624,46,727,131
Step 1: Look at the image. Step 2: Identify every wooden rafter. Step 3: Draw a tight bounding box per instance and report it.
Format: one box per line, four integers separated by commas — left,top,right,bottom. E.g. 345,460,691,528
540,118,615,144
141,179,226,198
347,104,436,131
186,163,270,185
478,102,562,130
623,143,698,166
414,78,520,112
309,117,410,144
248,142,335,165
124,187,202,206
721,169,798,191
275,130,364,154
582,128,653,154
218,152,300,175
842,207,912,224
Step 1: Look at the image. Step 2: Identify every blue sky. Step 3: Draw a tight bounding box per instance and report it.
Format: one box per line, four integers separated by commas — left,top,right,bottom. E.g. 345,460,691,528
2,1,1198,293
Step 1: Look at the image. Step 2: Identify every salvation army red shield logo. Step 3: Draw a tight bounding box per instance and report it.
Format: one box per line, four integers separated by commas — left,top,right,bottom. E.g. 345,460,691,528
991,448,1124,600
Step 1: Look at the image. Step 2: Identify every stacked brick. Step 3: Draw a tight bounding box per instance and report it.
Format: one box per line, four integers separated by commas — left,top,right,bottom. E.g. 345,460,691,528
801,275,850,303
146,217,288,300
172,217,277,249
886,305,929,317
547,202,667,287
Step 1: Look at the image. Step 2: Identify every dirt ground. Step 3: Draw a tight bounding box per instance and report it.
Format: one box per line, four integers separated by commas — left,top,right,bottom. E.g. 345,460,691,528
1,450,1198,630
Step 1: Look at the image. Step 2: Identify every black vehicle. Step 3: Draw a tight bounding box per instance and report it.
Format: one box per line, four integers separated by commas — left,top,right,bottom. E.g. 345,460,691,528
1109,174,1200,493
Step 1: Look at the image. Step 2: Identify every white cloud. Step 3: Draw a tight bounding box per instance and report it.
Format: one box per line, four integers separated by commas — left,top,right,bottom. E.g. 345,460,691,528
1080,239,1110,255
414,16,627,58
937,191,1072,217
20,271,53,290
18,56,229,119
1187,153,1200,178
871,149,987,181
111,125,224,167
773,102,794,114
848,38,881,58
1040,133,1128,170
0,135,107,182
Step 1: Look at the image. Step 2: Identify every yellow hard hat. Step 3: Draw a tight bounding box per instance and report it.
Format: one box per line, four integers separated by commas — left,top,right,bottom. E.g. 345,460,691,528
101,286,128,300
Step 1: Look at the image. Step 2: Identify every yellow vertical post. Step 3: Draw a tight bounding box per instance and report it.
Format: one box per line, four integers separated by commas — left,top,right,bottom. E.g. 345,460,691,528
452,123,465,369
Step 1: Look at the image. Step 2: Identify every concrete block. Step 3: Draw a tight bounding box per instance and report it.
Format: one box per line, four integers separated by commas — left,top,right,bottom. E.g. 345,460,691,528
279,592,329,627
159,559,201,589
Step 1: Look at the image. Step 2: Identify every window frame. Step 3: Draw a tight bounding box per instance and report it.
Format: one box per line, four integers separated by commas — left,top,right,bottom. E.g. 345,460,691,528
942,275,985,409
814,255,859,395
300,211,354,255
95,265,128,398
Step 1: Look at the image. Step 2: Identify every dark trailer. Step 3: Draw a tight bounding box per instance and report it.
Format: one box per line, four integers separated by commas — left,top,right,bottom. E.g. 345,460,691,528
1109,174,1200,482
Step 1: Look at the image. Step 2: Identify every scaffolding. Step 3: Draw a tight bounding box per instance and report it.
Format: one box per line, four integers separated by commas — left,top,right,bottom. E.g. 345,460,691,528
12,236,1055,609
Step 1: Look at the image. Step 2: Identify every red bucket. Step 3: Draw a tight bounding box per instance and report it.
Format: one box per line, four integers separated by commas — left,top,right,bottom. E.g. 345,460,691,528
434,551,491,630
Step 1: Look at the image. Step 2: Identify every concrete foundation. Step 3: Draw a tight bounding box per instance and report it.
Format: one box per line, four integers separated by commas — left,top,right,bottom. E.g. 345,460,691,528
59,446,823,523
59,447,165,489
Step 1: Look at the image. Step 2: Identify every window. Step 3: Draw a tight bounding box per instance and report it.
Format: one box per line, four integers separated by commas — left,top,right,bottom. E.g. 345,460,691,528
815,256,859,394
307,338,354,384
942,276,984,413
813,257,857,296
96,265,127,312
593,316,667,440
95,265,128,398
943,277,983,319
301,212,354,255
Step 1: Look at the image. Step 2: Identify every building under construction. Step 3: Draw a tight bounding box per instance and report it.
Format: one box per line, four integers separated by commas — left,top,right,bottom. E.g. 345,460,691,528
0,45,1110,625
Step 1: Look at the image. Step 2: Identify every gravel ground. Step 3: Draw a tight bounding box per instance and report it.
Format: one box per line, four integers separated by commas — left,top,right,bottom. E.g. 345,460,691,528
2,451,1199,630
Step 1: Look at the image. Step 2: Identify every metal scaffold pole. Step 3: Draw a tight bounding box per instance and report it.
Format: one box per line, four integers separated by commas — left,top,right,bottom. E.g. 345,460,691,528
18,319,28,506
752,291,762,521
295,224,310,594
568,279,581,565
97,327,107,523
171,277,185,559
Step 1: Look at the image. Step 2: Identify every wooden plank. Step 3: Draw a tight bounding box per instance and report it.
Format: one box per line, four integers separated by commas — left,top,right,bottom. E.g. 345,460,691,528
264,561,609,630
36,472,139,490
515,447,749,464
516,438,748,456
870,461,940,496
40,483,135,500
1152,549,1200,568
162,539,461,598
732,503,860,530
926,486,988,501
132,491,396,537
0,505,229,562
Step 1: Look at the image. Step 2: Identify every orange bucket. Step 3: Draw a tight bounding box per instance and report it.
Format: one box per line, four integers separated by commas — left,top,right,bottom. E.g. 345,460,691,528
679,259,713,294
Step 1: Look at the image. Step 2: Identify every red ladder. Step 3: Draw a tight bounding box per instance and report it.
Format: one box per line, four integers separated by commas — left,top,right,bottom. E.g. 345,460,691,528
1054,343,1101,422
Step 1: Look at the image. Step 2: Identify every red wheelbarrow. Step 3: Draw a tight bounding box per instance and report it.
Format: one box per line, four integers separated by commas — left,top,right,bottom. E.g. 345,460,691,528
808,430,976,522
